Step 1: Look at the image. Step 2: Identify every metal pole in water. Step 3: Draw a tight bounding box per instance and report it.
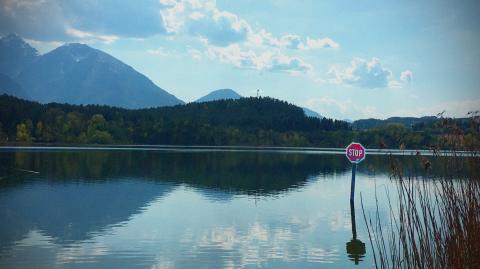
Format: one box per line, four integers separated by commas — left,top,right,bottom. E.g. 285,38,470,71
350,163,356,202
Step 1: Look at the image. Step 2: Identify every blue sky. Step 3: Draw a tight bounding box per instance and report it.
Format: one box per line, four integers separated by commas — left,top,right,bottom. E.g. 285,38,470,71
1,0,479,120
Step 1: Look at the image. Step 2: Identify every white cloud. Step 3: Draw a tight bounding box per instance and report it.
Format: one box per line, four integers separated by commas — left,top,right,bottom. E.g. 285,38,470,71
305,96,379,119
187,10,251,46
248,33,339,50
207,44,312,74
400,70,413,83
279,34,303,49
267,54,313,74
156,0,334,75
306,96,480,120
392,98,480,118
24,39,64,53
303,37,339,49
147,47,169,56
65,27,118,44
188,48,202,60
327,57,411,89
2,0,336,76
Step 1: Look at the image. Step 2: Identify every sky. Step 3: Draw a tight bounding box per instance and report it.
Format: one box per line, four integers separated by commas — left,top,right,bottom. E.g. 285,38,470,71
1,0,479,120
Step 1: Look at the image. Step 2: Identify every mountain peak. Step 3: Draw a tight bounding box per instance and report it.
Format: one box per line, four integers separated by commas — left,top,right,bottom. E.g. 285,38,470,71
195,88,242,103
0,34,38,77
14,40,184,108
61,43,92,50
0,33,37,53
1,33,22,42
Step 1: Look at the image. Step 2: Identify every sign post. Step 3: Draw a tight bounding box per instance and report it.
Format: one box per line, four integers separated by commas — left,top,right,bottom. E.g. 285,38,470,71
345,142,366,202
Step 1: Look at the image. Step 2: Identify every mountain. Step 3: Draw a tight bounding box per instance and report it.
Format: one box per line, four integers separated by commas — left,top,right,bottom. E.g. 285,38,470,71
302,107,323,119
195,89,242,103
0,95,350,146
0,34,39,78
196,89,323,119
0,73,28,99
0,34,184,108
14,43,184,108
352,116,438,130
195,88,242,102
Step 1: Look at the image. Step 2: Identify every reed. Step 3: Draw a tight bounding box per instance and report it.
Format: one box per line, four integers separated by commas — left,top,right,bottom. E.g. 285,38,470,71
362,114,480,269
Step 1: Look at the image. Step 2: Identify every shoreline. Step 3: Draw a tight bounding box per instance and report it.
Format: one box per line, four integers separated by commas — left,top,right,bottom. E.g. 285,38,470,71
0,144,478,157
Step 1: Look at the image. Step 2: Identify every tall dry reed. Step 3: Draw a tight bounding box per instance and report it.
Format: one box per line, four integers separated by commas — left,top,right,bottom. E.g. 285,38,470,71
362,114,480,269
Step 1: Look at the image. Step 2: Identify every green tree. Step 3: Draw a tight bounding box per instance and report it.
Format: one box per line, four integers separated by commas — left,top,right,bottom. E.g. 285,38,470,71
87,114,112,144
0,122,7,142
16,122,32,142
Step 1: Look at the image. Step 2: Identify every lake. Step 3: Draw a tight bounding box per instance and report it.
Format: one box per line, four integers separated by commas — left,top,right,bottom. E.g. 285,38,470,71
0,147,470,268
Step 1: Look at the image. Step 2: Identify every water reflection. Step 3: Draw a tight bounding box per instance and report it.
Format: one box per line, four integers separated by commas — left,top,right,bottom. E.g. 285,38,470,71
0,149,474,268
0,150,351,194
346,200,366,265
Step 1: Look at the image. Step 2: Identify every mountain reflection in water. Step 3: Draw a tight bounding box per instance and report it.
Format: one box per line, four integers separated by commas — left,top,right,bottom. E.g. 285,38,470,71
0,149,474,268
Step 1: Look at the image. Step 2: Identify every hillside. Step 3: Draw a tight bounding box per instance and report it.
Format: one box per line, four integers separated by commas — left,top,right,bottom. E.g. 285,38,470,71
0,94,349,146
0,73,28,99
196,88,323,119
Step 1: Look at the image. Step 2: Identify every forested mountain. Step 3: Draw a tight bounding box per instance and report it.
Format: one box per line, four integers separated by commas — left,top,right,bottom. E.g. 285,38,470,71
195,89,242,102
0,34,184,108
196,89,323,119
1,94,478,149
0,94,350,146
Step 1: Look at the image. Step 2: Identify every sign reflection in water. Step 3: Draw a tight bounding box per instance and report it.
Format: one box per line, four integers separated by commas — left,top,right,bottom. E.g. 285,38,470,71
346,200,366,265
0,149,461,268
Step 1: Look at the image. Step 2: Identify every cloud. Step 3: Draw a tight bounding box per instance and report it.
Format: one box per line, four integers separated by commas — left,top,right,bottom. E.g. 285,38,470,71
304,37,339,49
305,97,379,119
0,0,70,41
327,57,411,89
147,47,170,57
392,98,480,118
65,27,118,44
188,48,202,60
327,57,393,88
207,44,312,74
0,0,167,42
400,70,413,83
0,0,333,76
267,54,313,74
60,1,167,38
248,32,339,50
187,10,251,46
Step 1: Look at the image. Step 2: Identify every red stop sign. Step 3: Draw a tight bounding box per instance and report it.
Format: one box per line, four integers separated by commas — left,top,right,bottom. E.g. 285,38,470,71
346,142,366,163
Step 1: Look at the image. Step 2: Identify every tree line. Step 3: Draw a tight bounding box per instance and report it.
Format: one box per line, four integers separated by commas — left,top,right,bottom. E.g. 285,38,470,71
0,94,478,150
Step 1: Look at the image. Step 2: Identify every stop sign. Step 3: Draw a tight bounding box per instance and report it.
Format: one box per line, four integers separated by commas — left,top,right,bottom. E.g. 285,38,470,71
346,142,366,164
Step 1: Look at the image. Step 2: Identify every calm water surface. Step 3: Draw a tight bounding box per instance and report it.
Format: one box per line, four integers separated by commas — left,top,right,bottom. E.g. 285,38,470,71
0,148,467,268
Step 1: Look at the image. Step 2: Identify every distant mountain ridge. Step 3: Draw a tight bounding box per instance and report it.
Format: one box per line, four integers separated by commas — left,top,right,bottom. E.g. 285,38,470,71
352,116,438,130
195,89,242,103
0,34,183,108
302,107,323,119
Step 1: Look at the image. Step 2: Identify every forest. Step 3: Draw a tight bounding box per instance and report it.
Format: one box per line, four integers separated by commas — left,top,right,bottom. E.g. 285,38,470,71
0,94,478,150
